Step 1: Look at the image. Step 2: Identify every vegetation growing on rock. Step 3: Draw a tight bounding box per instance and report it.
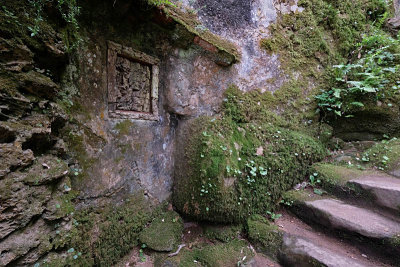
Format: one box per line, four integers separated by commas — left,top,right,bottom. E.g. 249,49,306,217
40,194,155,267
173,86,327,223
261,0,398,139
139,210,184,252
246,215,283,258
362,137,400,171
164,239,254,266
204,224,242,242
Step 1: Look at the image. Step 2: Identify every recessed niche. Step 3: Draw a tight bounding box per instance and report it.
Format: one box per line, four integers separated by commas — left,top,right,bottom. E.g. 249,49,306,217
107,41,159,121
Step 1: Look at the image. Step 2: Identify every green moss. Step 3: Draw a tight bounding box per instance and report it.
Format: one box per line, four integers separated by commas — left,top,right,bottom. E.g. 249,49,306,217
52,191,78,219
114,120,135,136
260,0,390,127
42,194,154,267
363,138,400,171
312,163,364,187
204,224,242,243
172,239,253,267
246,215,283,258
139,211,183,252
389,233,400,248
94,197,153,266
173,109,326,223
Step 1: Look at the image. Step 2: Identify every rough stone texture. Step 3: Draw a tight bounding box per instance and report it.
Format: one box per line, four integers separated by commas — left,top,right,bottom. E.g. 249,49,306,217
303,199,400,239
0,0,292,263
165,0,282,117
115,57,151,113
0,144,34,177
349,175,400,211
280,235,367,267
0,219,52,266
331,105,400,141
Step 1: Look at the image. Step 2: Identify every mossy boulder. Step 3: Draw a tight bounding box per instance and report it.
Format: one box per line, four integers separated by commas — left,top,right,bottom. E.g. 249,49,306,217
173,114,326,223
139,211,183,252
246,215,283,258
163,239,253,267
204,224,242,243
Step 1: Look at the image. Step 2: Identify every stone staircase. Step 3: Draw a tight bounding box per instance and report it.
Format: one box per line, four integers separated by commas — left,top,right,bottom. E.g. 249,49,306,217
275,167,400,267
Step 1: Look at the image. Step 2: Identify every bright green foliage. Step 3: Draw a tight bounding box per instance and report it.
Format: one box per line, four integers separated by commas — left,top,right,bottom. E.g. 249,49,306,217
147,0,176,6
173,88,327,223
316,30,400,117
246,215,283,258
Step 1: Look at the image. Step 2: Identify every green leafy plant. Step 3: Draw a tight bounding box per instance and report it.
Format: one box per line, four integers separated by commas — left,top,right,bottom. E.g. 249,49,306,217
28,0,81,50
266,211,282,221
316,30,400,118
308,173,321,187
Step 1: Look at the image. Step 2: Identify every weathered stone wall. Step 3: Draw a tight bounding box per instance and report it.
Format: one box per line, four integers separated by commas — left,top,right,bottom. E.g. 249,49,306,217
73,0,294,204
0,0,293,264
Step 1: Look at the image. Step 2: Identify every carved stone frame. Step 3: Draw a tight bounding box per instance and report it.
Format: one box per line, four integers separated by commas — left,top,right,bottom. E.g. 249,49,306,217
107,41,160,121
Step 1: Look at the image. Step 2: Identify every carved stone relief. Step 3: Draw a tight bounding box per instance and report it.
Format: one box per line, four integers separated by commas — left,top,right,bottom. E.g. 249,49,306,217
107,41,159,120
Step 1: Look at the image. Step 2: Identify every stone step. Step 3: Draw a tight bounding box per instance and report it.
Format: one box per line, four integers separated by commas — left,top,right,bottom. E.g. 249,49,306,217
275,211,393,267
313,164,400,213
280,235,370,267
287,193,400,259
349,175,400,212
302,198,400,239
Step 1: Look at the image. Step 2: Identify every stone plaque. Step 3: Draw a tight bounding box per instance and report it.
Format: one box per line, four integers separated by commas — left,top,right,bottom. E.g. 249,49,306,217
107,41,159,120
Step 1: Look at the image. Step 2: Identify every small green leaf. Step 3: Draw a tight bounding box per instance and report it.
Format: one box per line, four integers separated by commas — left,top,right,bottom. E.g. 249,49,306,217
314,188,324,195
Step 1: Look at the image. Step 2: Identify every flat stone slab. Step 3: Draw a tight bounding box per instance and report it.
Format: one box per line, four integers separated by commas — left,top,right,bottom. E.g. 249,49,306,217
304,199,400,239
349,175,400,211
280,235,367,267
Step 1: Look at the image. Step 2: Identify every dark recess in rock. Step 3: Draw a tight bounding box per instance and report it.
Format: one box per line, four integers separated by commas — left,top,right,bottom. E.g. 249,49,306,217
22,133,56,156
0,126,16,143
195,0,252,33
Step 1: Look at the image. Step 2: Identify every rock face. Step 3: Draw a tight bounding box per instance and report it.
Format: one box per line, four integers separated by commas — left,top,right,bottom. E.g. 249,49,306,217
0,0,286,263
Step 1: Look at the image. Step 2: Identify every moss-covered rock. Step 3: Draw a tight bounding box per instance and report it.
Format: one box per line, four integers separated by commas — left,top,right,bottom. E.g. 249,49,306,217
362,138,400,174
22,155,69,185
164,239,254,267
139,211,184,252
204,224,242,243
173,112,326,223
40,194,154,267
246,215,283,258
312,163,364,188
